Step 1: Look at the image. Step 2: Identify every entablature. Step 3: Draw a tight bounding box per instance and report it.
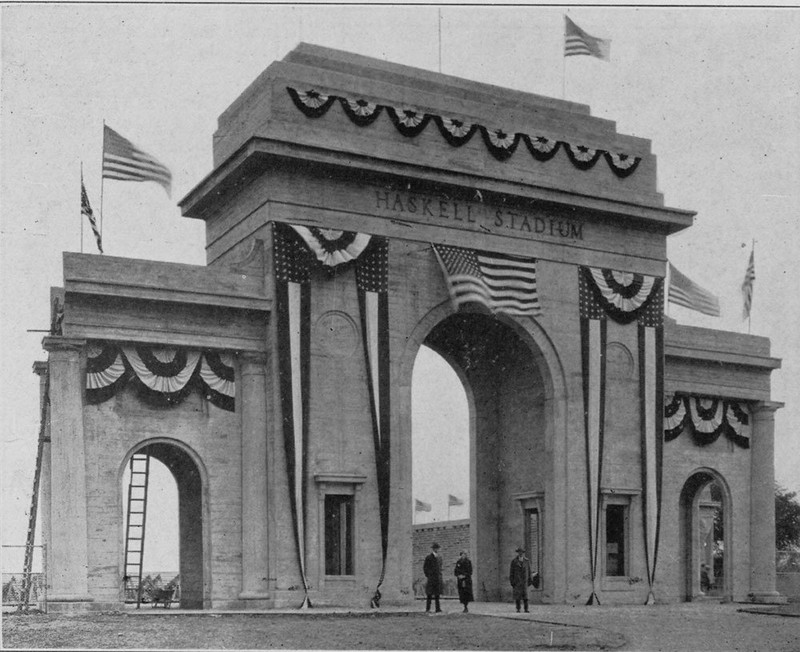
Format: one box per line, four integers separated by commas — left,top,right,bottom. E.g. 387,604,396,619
57,251,271,352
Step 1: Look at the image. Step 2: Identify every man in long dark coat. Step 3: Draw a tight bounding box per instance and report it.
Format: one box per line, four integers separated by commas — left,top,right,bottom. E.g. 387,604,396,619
509,547,530,613
423,542,443,613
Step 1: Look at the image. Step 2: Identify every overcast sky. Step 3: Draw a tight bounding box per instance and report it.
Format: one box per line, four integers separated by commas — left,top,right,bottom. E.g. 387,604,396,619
2,5,798,567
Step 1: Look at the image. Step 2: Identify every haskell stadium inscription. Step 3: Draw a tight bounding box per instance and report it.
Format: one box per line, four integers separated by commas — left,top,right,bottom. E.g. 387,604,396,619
374,190,584,241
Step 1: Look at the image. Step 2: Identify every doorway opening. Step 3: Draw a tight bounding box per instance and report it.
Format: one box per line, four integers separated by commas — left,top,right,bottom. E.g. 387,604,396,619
680,470,730,602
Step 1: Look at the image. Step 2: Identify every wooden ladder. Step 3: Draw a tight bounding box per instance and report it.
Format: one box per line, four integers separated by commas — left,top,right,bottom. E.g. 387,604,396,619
123,452,151,608
18,372,50,612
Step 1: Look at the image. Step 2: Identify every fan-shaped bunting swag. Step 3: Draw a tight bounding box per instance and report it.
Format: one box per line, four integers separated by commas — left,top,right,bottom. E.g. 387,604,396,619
662,394,751,448
85,341,235,411
286,87,643,178
583,267,661,324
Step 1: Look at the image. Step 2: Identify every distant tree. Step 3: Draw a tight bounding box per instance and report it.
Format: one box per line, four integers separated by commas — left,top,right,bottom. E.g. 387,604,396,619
775,484,800,550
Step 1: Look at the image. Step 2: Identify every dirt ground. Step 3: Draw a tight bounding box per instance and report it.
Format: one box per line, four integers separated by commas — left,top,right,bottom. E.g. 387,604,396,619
2,601,799,651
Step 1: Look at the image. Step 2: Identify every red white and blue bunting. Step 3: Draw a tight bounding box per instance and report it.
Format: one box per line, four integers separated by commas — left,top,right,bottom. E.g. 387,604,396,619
272,222,391,608
663,394,751,448
287,87,642,178
579,266,664,604
85,342,235,411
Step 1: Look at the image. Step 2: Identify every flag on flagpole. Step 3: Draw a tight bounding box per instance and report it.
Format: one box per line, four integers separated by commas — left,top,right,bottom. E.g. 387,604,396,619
564,16,611,61
667,263,720,317
81,177,103,253
102,125,173,196
448,494,464,507
415,499,432,512
741,248,755,321
433,243,541,316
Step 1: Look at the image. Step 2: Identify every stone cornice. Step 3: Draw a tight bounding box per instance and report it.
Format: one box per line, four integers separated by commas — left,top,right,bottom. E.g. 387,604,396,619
42,336,86,353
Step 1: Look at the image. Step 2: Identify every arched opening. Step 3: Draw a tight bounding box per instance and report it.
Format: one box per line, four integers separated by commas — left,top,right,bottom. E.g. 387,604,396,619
412,312,548,602
411,345,470,600
679,470,731,602
121,441,206,609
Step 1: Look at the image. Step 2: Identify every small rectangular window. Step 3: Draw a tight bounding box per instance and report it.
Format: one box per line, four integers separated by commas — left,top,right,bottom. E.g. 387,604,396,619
525,508,542,589
324,494,353,575
605,504,627,577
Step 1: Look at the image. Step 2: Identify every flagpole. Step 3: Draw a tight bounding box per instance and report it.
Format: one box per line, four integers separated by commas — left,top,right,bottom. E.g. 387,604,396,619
100,120,106,249
438,7,442,73
562,15,567,99
79,162,84,254
748,239,754,335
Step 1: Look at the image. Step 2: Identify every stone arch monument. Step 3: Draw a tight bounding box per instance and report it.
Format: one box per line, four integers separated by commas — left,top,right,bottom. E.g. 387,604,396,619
37,44,784,611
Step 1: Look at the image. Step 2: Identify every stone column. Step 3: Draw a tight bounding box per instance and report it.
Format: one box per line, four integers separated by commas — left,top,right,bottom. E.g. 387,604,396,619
238,351,271,603
748,400,786,603
42,336,93,608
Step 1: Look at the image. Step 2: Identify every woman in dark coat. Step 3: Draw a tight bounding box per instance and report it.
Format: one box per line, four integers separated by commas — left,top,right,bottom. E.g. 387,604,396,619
454,551,474,612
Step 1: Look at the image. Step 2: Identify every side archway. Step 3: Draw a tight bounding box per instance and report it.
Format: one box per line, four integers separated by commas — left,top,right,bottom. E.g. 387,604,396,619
120,438,210,609
678,468,733,602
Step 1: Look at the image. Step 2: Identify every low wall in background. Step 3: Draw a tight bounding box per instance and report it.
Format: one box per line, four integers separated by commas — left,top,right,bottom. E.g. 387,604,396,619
412,520,470,598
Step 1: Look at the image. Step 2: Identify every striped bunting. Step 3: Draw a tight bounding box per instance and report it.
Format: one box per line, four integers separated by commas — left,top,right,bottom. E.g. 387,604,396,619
102,125,172,197
667,263,720,317
432,244,541,317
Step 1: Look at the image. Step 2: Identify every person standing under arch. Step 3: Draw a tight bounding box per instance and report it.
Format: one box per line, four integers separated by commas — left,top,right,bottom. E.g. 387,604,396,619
423,542,443,613
509,547,530,613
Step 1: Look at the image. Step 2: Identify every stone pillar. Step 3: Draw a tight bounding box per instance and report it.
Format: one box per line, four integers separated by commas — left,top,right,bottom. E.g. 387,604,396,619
32,361,52,598
748,401,787,603
238,351,272,603
41,336,93,609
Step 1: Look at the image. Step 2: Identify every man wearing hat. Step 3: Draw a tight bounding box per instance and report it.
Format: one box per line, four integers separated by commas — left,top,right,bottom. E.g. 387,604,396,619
423,542,444,613
509,547,531,613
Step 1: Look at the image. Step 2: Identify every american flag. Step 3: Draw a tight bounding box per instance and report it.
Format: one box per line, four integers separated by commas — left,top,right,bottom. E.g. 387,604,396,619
415,499,432,512
81,178,103,253
448,494,464,507
433,244,541,316
667,263,720,317
564,16,611,61
742,248,755,320
102,125,172,197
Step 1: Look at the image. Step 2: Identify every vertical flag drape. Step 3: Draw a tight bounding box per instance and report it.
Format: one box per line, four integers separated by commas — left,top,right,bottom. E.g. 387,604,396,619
637,283,664,605
81,177,103,253
742,247,755,321
578,269,608,605
273,222,391,608
273,222,313,608
355,237,391,608
579,267,664,604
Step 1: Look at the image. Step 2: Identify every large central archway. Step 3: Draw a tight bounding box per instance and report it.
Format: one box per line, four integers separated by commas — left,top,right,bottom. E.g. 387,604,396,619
412,311,553,602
